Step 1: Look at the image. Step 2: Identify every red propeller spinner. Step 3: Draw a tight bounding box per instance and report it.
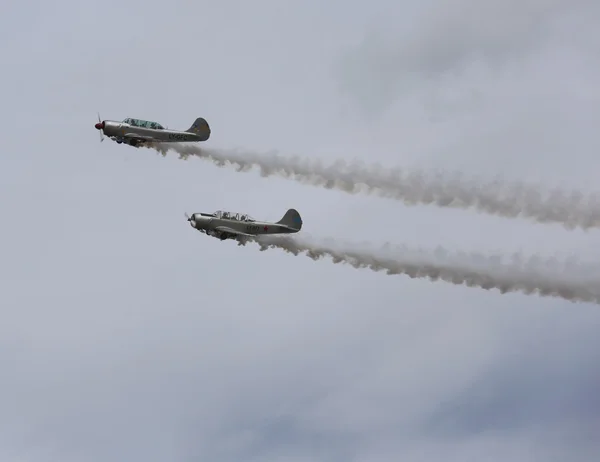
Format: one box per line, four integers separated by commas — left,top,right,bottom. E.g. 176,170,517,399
95,113,105,142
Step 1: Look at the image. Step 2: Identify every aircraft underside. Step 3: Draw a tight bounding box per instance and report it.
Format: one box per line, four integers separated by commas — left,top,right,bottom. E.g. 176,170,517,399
208,230,233,240
112,136,151,148
205,229,248,241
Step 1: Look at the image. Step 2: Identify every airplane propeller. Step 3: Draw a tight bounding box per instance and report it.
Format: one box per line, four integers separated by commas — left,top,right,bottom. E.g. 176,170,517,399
95,112,105,142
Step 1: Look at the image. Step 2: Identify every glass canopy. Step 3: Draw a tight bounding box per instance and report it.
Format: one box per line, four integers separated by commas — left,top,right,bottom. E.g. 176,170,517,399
122,118,164,130
213,210,255,221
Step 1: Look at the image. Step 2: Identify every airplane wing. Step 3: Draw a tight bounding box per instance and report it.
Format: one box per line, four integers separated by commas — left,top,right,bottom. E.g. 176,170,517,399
213,226,254,237
123,133,155,140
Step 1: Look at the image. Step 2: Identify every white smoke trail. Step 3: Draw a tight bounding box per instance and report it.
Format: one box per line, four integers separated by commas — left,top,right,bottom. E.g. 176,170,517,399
150,143,600,230
236,234,600,305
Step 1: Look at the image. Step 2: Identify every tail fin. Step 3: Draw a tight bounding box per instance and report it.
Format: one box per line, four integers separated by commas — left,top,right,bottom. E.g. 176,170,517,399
185,117,211,141
277,208,302,231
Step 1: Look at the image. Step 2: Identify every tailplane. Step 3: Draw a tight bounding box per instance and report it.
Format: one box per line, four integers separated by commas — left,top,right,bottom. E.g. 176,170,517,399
277,208,302,231
185,117,211,141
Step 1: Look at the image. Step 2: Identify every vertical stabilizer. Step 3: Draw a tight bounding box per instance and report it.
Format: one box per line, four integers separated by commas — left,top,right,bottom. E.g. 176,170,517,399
277,208,302,231
185,117,211,141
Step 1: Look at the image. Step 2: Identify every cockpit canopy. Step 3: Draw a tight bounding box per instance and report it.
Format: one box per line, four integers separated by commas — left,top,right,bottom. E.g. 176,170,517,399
122,118,164,130
213,210,255,221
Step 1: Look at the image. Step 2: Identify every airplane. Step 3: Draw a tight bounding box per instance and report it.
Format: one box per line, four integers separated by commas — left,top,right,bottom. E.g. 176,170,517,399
94,113,210,147
185,208,303,241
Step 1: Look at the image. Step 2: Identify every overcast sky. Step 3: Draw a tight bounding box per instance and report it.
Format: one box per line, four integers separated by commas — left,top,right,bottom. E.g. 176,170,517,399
1,0,600,461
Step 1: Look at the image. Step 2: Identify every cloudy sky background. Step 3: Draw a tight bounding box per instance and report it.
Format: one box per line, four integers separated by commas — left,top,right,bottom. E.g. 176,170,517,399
1,0,600,460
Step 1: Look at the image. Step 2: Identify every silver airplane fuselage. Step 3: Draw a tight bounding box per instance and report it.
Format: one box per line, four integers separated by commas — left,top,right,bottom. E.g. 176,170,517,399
94,116,210,147
187,209,303,241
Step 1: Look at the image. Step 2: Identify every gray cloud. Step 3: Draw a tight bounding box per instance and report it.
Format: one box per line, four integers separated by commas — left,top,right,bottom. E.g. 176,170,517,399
1,0,600,461
335,0,599,115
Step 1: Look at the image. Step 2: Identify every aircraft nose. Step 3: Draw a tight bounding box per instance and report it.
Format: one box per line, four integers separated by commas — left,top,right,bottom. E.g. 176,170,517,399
94,121,104,130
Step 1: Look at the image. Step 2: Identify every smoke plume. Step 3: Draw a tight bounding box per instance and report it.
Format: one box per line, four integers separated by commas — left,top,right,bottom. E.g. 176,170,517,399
237,234,600,305
150,143,600,230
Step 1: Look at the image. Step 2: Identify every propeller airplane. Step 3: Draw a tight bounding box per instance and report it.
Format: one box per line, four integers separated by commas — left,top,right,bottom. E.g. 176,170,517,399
186,208,303,241
94,113,210,147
